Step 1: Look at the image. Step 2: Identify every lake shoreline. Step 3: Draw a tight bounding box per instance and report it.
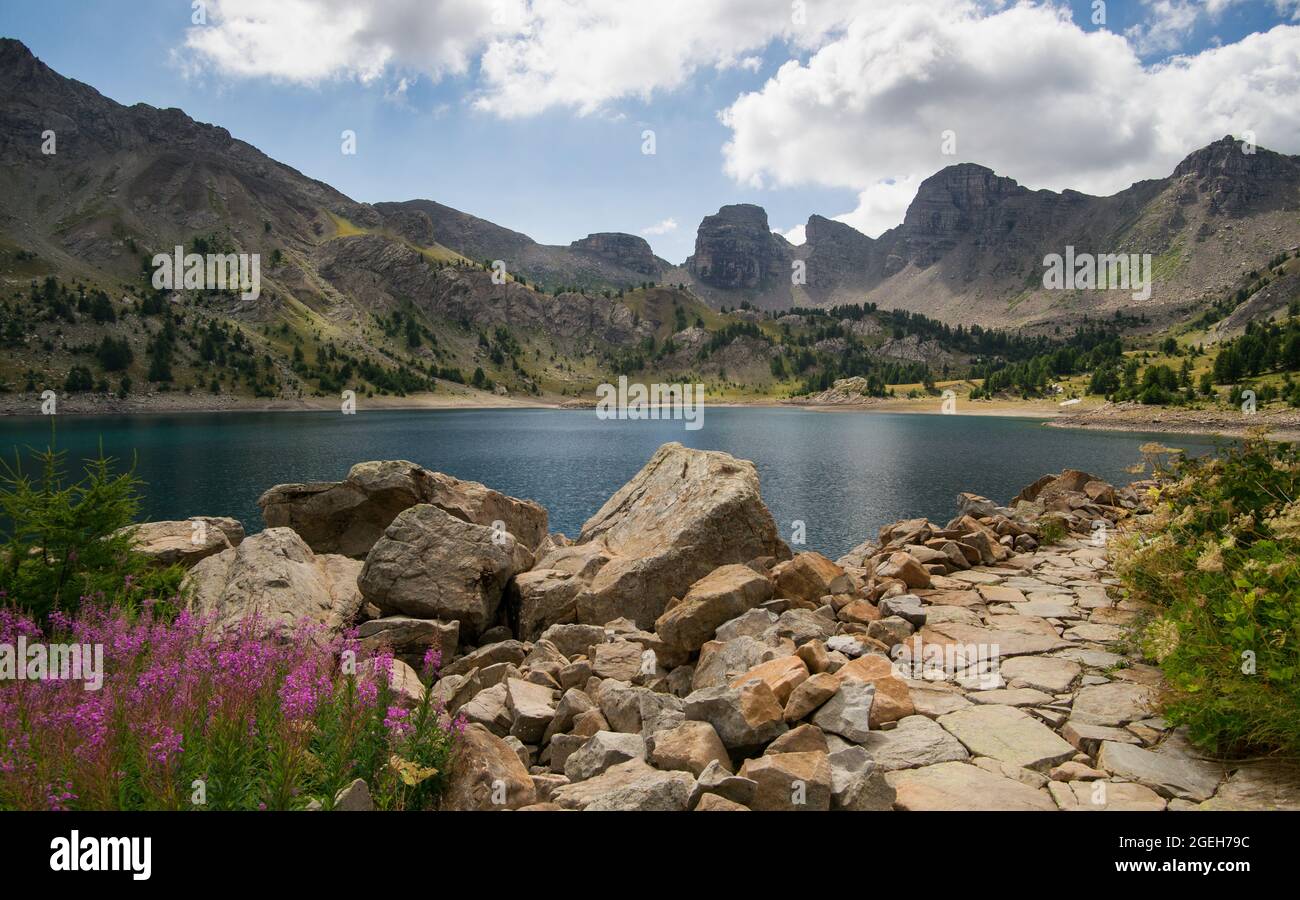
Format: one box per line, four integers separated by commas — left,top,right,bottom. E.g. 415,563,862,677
3,389,1295,439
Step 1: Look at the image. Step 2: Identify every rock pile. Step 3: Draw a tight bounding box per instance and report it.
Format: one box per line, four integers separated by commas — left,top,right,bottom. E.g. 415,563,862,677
152,449,1293,810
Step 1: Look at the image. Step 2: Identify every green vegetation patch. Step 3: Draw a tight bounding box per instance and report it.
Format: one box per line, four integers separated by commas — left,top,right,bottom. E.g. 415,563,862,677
1116,436,1300,757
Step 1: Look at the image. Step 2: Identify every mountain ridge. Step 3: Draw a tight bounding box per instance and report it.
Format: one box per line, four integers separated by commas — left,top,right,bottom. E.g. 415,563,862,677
1,36,1297,413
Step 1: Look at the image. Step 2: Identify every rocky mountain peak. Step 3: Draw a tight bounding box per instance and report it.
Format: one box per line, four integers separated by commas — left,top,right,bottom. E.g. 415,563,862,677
0,37,36,70
687,204,791,290
803,215,875,289
1173,135,1254,179
569,232,659,275
906,163,1027,218
1171,135,1300,215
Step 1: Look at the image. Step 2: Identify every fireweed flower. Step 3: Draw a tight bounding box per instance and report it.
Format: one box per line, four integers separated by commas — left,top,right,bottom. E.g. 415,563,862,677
421,647,442,680
383,706,413,737
0,602,457,810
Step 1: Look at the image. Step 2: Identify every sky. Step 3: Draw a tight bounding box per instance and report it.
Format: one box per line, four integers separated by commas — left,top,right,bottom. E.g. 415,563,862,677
2,0,1299,264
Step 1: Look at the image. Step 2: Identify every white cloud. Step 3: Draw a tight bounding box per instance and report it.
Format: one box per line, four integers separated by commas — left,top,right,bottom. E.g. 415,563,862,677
834,176,923,239
180,0,1300,240
1126,1,1205,56
721,3,1300,237
183,0,505,84
780,224,807,245
640,218,678,236
183,0,852,113
473,0,852,117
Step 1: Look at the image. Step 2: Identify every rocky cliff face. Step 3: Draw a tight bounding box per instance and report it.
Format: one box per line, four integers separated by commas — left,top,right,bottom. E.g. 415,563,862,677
569,232,660,276
1171,135,1300,216
803,214,875,291
895,163,1039,268
682,139,1300,329
686,204,793,291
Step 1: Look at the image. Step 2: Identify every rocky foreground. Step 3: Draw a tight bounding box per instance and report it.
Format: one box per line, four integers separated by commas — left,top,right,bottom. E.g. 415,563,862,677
130,444,1299,811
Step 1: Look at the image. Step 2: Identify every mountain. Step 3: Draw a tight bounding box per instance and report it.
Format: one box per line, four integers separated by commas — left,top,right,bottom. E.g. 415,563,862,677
675,145,1300,330
0,38,832,406
374,199,669,290
1,36,1296,412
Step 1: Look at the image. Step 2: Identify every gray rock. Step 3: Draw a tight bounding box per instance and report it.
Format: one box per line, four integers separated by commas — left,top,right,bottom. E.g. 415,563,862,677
504,678,556,744
357,616,459,658
999,655,1081,694
1071,682,1157,727
859,714,970,771
539,623,608,659
827,745,896,810
683,681,788,750
937,704,1076,771
551,759,695,811
358,504,533,639
563,731,648,782
183,528,363,643
459,682,512,736
764,608,836,646
597,681,685,736
441,640,528,678
688,759,757,808
879,594,927,627
826,634,869,658
333,778,373,811
811,679,875,742
867,616,915,647
692,635,788,691
1097,741,1222,801
542,688,596,743
715,608,780,642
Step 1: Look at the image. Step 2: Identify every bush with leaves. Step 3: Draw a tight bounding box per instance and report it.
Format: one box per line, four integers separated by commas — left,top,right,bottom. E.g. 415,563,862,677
1115,433,1300,756
0,442,184,620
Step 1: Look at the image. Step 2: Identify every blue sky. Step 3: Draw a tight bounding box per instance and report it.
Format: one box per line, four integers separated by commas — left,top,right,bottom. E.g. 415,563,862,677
2,1,1298,263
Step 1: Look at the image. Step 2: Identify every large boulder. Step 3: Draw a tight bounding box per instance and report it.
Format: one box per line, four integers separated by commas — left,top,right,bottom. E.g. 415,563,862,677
510,568,586,640
655,564,775,652
121,516,245,568
358,504,533,639
424,469,548,553
550,759,695,811
683,679,788,751
739,751,833,811
1013,469,1105,510
182,527,362,640
258,460,547,558
772,553,851,602
442,724,537,810
537,444,787,631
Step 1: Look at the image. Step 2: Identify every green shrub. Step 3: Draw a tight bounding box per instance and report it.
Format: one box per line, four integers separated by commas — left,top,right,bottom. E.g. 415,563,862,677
1115,434,1300,756
0,440,185,620
1037,516,1066,545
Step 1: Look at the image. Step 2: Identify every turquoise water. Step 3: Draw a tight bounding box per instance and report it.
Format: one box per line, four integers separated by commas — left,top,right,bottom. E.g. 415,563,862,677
0,408,1226,559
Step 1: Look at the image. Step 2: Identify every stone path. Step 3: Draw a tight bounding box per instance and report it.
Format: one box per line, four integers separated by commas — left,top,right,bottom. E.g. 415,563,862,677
887,535,1299,811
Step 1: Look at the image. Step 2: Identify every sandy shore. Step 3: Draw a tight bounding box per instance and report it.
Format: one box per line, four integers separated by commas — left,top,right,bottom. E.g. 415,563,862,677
775,395,1300,439
5,388,1295,440
0,386,557,418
